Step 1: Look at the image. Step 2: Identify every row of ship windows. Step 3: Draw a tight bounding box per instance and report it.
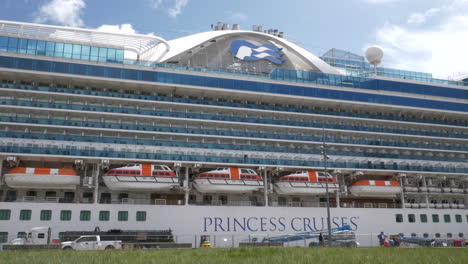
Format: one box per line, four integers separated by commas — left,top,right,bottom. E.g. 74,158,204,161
407,232,464,239
2,145,467,173
3,112,468,154
279,177,335,183
0,56,466,113
3,131,466,164
0,36,124,64
395,213,467,224
2,98,466,140
3,84,466,138
3,81,466,128
1,34,466,96
269,67,467,93
0,117,468,153
106,170,173,177
321,57,432,78
0,209,146,222
198,174,261,180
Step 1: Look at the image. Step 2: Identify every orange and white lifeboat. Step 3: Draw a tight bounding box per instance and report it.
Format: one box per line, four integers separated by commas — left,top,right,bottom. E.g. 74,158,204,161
193,168,263,193
102,164,178,191
4,167,79,189
348,180,401,197
274,171,339,195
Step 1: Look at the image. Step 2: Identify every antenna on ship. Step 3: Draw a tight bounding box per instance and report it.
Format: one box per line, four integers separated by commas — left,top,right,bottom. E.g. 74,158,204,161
365,46,384,75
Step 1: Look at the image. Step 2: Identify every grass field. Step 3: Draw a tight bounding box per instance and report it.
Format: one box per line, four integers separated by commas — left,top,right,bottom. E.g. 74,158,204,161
0,247,467,264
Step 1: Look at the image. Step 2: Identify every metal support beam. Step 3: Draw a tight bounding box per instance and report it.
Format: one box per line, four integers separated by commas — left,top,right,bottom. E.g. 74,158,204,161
0,159,4,186
399,177,405,209
185,167,190,206
263,168,268,207
93,163,100,204
423,177,429,208
335,191,340,208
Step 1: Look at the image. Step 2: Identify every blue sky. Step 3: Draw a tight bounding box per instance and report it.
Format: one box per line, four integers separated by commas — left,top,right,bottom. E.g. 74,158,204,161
1,0,467,78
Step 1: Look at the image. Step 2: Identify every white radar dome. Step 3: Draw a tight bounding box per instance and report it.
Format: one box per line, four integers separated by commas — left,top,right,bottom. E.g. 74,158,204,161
365,46,384,66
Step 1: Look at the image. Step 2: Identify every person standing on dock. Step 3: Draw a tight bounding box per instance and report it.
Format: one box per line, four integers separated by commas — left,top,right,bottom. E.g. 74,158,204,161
377,232,386,246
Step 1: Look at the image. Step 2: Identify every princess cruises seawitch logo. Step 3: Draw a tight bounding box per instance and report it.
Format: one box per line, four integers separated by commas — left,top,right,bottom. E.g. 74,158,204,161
230,40,284,65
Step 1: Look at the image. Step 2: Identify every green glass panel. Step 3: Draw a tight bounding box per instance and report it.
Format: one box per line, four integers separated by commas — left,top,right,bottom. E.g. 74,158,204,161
19,210,31,220
0,209,11,220
60,210,72,221
118,211,128,221
40,210,52,221
99,211,110,221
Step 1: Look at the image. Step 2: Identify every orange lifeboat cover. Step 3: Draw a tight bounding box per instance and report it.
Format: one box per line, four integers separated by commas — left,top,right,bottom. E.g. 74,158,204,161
7,167,77,176
230,168,240,179
307,171,318,182
351,180,400,186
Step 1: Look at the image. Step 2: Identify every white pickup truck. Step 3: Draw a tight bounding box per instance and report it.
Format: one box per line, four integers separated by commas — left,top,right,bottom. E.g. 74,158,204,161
61,235,122,250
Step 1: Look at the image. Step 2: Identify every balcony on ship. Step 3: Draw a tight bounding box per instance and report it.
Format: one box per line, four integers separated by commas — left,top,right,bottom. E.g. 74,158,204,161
426,178,443,193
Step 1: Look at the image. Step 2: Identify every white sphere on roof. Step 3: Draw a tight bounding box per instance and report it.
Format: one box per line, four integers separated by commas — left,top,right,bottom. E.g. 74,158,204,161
365,46,384,66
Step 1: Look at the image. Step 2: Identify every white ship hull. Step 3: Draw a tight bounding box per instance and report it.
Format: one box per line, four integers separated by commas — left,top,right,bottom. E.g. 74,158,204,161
4,174,80,189
0,202,466,248
102,176,179,191
348,186,402,197
193,179,264,193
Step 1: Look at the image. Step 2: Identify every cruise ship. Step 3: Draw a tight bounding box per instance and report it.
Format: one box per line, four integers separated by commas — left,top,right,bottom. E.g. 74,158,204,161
0,20,467,248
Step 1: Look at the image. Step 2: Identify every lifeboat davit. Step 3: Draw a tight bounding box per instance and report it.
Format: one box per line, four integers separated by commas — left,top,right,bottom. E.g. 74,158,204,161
102,164,178,191
193,168,264,193
274,171,339,195
4,167,79,189
348,180,401,197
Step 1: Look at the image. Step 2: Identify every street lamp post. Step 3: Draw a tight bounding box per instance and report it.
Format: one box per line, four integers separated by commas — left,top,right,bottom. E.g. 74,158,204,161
321,138,332,246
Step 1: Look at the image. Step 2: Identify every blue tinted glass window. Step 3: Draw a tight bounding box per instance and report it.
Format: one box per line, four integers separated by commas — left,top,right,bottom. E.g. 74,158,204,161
98,47,107,62
46,41,55,56
107,48,116,62
63,43,73,58
18,38,28,54
90,46,99,61
72,44,81,59
7,37,18,52
0,36,8,51
55,42,64,57
36,40,46,55
81,45,90,60
27,39,37,54
116,49,124,62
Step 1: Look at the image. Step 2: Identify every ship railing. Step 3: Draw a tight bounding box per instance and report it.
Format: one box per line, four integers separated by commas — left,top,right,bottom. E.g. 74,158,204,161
111,176,179,183
154,232,466,248
1,195,92,204
188,199,264,207
339,202,401,209
202,178,264,186
99,198,185,206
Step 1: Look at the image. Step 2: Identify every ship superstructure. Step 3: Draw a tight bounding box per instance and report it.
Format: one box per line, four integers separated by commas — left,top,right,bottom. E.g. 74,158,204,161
0,20,467,247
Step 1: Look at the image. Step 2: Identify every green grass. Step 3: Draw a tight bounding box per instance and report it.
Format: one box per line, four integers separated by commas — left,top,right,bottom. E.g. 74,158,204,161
0,247,466,264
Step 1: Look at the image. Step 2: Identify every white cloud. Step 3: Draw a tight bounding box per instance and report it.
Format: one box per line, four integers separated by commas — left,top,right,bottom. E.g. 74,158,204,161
34,0,86,27
407,8,440,25
149,0,189,18
96,24,137,35
96,24,157,37
167,0,188,17
374,14,468,78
